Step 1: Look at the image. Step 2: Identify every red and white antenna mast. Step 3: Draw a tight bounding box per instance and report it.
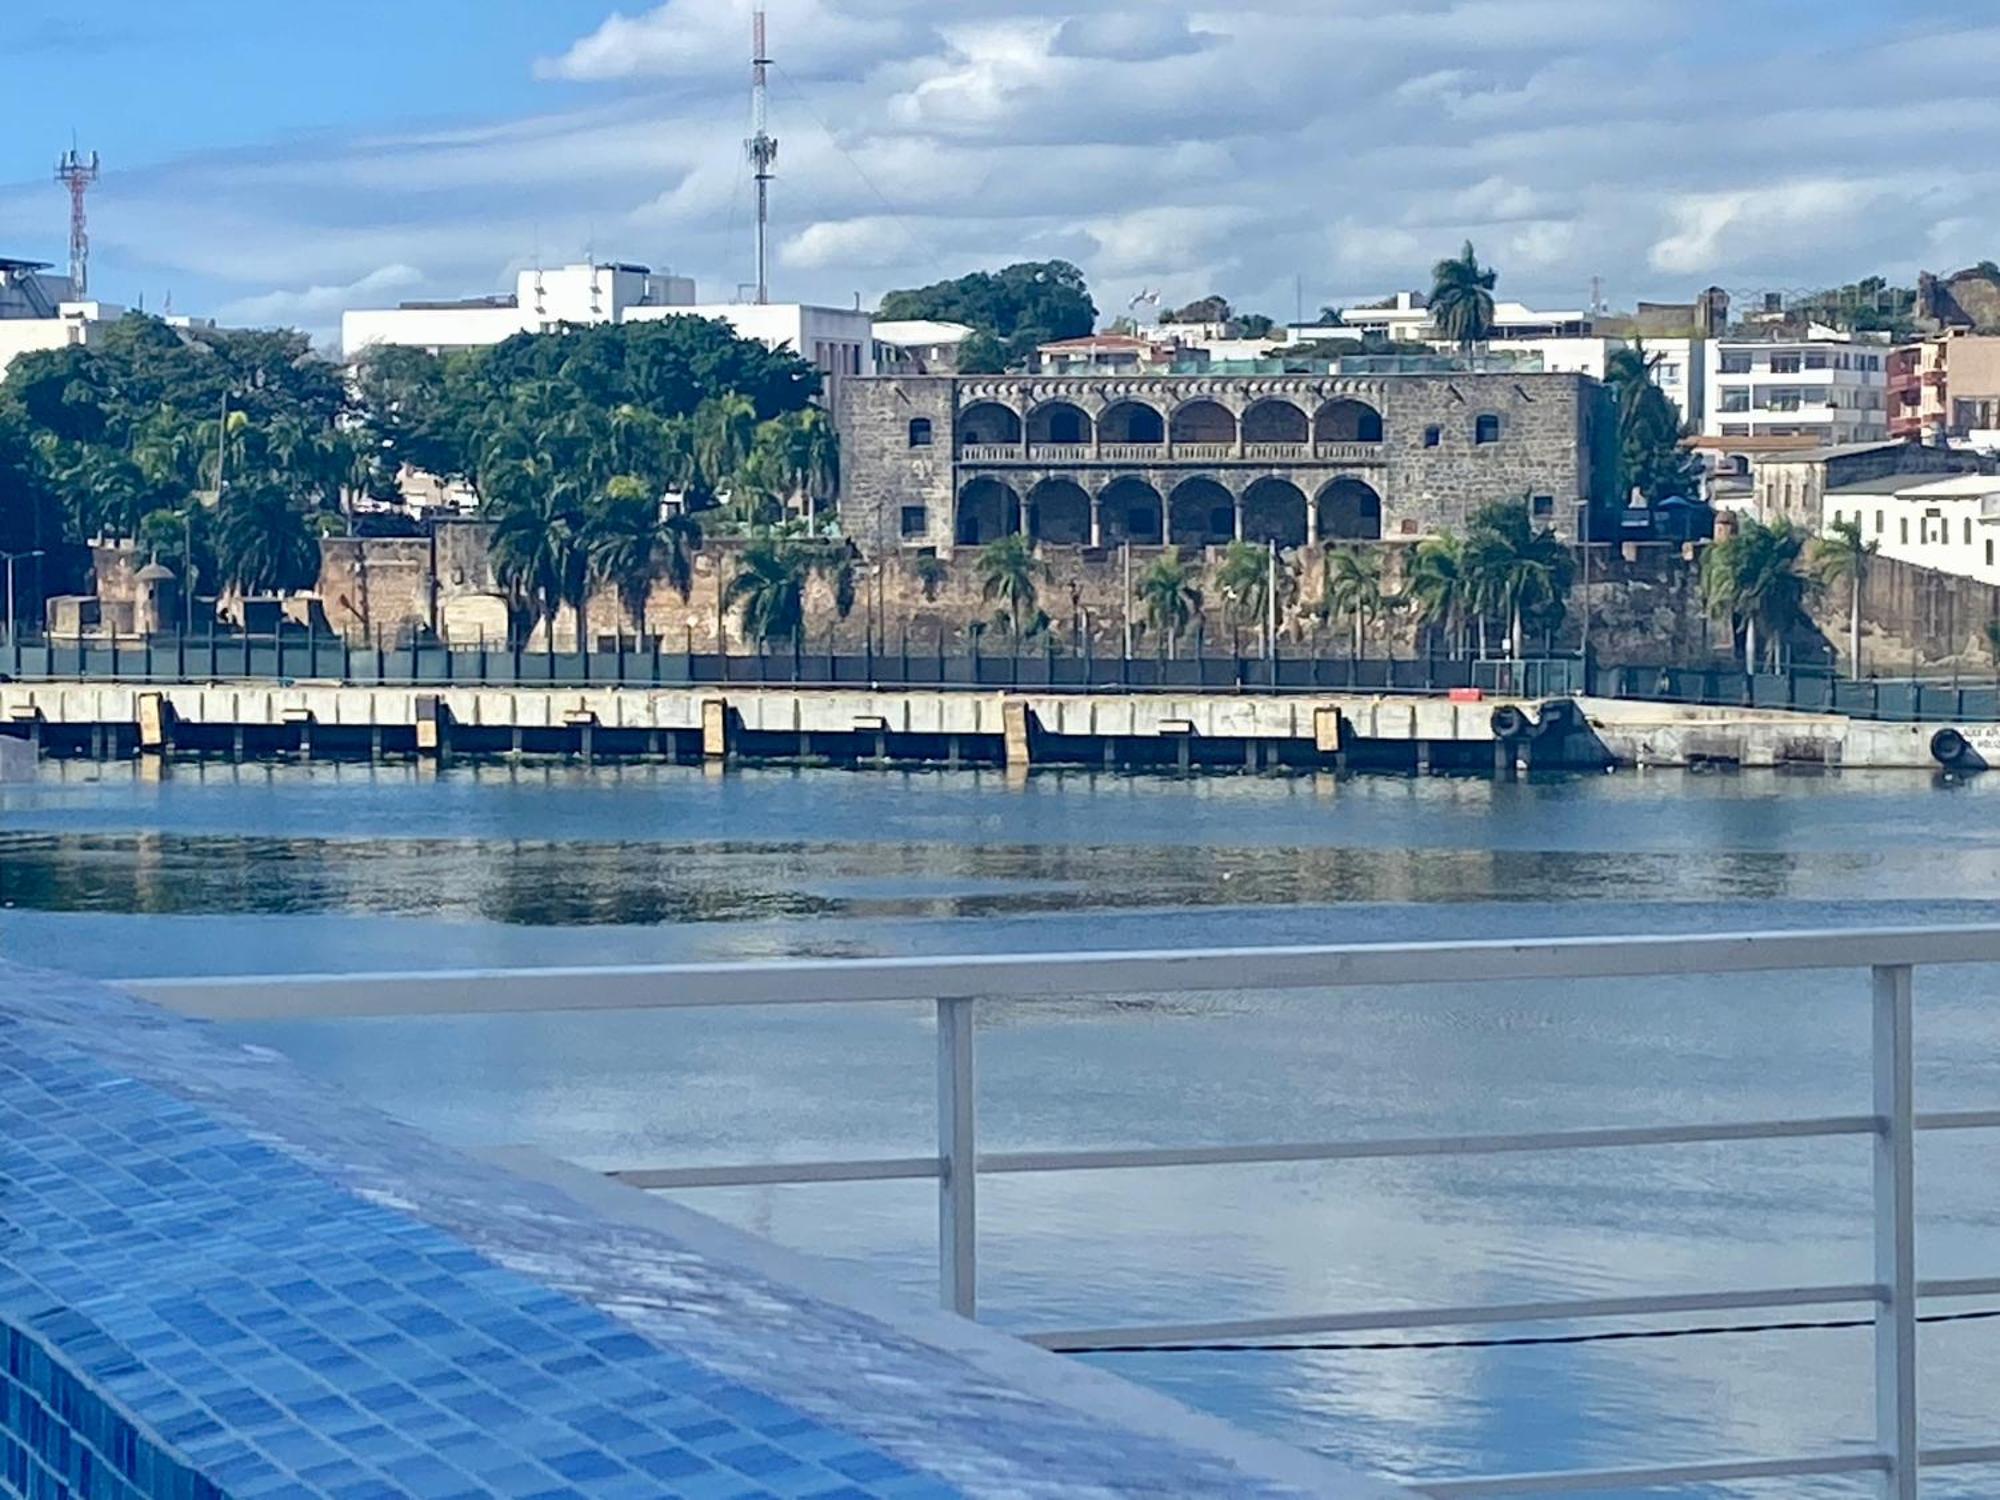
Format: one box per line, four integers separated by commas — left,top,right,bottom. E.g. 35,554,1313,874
747,8,778,305
55,145,101,299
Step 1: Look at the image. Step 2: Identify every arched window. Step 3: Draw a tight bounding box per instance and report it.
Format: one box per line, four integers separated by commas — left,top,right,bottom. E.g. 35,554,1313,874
909,418,933,448
1475,414,1502,445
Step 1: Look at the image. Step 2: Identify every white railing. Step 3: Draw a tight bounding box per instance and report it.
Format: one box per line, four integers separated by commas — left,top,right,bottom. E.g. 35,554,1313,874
128,926,2000,1500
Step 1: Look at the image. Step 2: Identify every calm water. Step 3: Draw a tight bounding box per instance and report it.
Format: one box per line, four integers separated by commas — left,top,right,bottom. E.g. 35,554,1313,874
5,759,2000,1496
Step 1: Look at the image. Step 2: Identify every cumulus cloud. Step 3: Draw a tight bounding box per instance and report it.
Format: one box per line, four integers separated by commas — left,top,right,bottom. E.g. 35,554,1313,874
37,2,2000,340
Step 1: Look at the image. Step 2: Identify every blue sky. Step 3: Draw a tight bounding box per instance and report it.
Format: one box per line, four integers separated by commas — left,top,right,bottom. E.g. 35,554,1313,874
4,1,1997,344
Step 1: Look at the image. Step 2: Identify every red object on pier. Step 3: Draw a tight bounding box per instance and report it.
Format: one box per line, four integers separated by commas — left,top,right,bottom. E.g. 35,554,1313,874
1449,688,1485,703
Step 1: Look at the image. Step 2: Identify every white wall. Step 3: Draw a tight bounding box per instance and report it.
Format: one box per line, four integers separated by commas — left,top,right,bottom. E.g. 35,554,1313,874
1824,484,2000,585
342,304,526,357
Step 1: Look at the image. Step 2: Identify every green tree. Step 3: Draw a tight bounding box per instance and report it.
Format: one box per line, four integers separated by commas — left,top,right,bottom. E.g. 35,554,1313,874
724,538,813,645
1607,343,1702,504
1461,500,1574,659
1403,533,1467,657
976,534,1046,643
1810,516,1876,676
1136,549,1202,658
879,261,1097,369
490,487,590,646
1322,547,1385,659
1701,518,1812,671
214,481,320,597
1429,241,1498,353
1214,540,1290,647
586,480,699,638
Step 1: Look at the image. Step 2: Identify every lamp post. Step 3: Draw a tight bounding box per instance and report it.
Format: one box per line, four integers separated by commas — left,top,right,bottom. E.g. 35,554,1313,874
1,549,46,647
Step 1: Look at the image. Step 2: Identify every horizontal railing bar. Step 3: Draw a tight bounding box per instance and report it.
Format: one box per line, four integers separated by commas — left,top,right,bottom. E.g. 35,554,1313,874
1026,1283,1886,1350
1922,1443,2000,1467
610,1157,939,1189
976,1117,1881,1175
1413,1451,1888,1496
1917,1276,2000,1300
1917,1110,2000,1132
606,1117,1884,1193
122,924,2000,1020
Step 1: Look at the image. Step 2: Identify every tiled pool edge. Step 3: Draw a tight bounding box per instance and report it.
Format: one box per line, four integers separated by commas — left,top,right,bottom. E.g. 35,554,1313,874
0,962,1401,1499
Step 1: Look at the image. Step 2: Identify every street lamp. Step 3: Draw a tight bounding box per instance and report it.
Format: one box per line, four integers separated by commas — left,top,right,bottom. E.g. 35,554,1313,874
1,549,45,647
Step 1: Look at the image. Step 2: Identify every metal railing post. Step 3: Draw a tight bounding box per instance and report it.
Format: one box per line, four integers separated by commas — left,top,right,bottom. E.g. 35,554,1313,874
1873,962,1917,1500
937,995,977,1318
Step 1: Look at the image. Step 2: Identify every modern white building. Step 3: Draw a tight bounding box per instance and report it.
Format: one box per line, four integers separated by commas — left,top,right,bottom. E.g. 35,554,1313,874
1487,335,1705,433
340,261,875,403
0,257,217,378
1824,472,2000,584
872,319,976,374
1703,333,1890,444
1284,291,1594,346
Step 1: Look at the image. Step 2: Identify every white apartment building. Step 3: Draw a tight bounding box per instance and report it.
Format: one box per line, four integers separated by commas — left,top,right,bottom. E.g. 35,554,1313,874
1704,333,1889,444
1283,291,1594,346
1825,473,2000,585
340,261,875,403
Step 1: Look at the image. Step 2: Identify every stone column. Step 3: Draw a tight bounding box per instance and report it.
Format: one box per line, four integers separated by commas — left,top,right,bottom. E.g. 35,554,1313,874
1089,495,1104,549
1233,493,1246,542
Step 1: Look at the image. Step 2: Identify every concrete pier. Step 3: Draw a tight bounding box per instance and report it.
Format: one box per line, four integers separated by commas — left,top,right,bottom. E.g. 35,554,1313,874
0,679,1980,771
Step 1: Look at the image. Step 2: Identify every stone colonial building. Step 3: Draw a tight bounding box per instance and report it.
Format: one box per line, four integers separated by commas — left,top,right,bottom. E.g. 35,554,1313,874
835,372,1614,553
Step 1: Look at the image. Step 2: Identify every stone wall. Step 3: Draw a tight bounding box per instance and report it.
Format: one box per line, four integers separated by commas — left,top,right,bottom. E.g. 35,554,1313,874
1810,551,2000,673
1754,440,1989,528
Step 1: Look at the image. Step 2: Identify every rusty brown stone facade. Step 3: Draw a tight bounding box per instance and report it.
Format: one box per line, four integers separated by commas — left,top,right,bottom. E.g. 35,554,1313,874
835,372,1614,553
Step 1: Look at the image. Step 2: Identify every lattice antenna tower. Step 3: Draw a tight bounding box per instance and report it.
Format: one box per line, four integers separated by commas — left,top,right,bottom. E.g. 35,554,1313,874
55,144,101,299
748,8,778,305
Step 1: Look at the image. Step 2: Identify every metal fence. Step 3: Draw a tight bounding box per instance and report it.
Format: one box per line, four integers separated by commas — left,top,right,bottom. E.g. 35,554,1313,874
130,926,2000,1498
10,632,2000,723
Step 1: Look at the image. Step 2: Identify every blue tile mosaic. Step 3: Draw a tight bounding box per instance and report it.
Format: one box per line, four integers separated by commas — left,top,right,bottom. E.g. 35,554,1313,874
0,964,1369,1498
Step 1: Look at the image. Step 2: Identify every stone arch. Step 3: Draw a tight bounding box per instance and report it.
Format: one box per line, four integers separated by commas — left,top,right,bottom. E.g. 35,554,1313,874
1027,400,1093,446
957,478,1020,545
1099,400,1166,445
1027,478,1092,545
958,401,1021,447
1241,477,1309,547
1314,398,1384,444
1099,477,1164,546
1169,399,1236,446
1241,398,1310,445
1169,477,1238,547
1316,478,1383,541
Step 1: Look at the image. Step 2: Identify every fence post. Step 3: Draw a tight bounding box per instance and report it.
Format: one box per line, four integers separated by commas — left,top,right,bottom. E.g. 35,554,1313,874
1872,962,1917,1500
936,995,977,1319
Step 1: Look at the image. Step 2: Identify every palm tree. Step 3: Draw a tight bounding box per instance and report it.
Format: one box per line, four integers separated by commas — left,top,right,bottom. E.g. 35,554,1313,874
1403,534,1466,658
1701,518,1812,671
1461,500,1575,659
1429,241,1498,353
586,479,699,640
1322,547,1385,659
1214,540,1286,648
763,409,840,529
1811,517,1876,676
491,488,590,647
976,534,1045,643
696,393,759,500
1136,549,1202,658
214,480,320,597
724,538,813,645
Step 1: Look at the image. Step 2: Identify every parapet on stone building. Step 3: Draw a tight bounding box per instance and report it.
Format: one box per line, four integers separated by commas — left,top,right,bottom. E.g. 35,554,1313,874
836,372,1612,554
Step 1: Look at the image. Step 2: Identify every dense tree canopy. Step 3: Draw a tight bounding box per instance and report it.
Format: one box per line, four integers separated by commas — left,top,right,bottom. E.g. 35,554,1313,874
1607,344,1702,506
877,261,1097,369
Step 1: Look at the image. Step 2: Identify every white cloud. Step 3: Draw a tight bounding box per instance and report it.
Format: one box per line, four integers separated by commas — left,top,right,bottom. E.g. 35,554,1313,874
219,265,425,327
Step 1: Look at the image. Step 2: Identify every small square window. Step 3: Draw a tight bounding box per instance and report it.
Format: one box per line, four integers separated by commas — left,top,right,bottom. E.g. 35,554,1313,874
1474,414,1501,444
908,418,933,448
1531,494,1554,518
1423,425,1442,447
900,505,929,538
1399,518,1419,535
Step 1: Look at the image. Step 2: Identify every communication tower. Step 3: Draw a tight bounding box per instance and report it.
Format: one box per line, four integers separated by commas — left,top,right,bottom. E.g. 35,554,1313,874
747,9,778,305
55,146,100,299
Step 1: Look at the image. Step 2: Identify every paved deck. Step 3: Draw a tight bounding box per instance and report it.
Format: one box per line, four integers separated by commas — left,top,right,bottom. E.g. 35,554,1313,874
0,962,1396,1499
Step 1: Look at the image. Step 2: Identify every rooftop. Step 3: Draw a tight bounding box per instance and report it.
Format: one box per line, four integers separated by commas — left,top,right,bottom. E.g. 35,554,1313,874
872,320,976,348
